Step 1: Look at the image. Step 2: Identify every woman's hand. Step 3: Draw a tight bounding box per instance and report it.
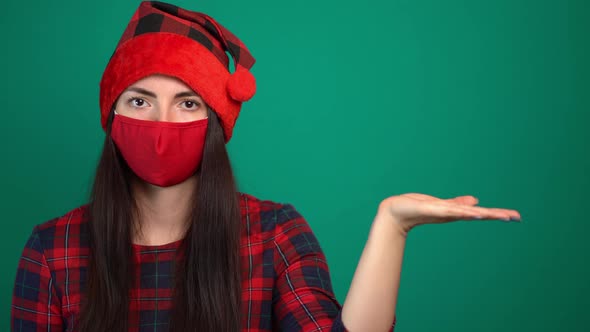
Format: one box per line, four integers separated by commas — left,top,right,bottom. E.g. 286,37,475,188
378,193,521,238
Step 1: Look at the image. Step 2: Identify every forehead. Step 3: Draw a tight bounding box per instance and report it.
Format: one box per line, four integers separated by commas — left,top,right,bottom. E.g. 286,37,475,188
123,74,198,94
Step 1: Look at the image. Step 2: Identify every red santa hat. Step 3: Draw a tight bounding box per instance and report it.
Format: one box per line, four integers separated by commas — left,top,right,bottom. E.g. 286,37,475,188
99,1,256,143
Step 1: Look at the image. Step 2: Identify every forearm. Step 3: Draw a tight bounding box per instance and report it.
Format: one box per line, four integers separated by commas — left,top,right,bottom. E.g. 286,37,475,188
340,208,406,332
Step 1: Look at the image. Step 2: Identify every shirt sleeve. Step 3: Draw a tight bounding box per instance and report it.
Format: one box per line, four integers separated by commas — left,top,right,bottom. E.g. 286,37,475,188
271,204,396,332
11,225,63,332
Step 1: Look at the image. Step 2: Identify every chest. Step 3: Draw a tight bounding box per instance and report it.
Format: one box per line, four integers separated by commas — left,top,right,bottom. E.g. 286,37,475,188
55,240,276,331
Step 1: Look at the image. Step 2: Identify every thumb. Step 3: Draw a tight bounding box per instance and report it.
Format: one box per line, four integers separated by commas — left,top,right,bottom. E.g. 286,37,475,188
446,195,479,206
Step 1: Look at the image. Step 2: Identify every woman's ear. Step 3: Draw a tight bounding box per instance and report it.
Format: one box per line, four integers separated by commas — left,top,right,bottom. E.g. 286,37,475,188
106,105,116,134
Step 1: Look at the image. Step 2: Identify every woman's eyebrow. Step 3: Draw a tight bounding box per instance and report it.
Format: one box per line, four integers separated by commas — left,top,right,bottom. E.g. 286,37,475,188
174,91,201,99
123,87,200,99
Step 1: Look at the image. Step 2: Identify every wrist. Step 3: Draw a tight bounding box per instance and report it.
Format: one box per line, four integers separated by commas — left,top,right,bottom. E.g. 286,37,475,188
373,207,410,240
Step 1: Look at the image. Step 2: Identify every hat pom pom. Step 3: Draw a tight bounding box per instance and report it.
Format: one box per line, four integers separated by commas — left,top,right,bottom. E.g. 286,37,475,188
227,67,256,102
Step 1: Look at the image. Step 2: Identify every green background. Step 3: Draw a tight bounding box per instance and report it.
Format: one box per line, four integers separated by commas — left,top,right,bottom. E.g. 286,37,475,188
1,0,588,331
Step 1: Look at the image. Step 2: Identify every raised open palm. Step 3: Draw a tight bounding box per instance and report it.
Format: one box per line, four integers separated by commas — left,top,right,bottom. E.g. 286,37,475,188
378,193,521,237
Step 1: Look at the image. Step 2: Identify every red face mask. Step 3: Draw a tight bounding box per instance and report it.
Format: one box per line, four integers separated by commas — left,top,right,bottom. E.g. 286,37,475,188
110,112,208,187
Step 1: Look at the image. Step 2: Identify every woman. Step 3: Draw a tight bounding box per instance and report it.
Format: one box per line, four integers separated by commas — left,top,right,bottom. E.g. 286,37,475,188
10,1,521,331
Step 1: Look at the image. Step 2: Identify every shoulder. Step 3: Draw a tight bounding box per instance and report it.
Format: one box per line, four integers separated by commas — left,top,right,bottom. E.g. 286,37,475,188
237,191,317,245
238,191,304,229
238,191,299,217
35,204,89,231
30,203,90,254
237,193,328,280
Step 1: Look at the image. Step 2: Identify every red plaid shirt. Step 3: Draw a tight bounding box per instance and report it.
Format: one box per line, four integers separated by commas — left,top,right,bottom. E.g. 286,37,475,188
11,192,396,331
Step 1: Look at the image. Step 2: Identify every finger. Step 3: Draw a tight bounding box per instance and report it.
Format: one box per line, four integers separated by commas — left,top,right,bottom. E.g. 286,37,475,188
421,203,489,222
406,193,478,204
426,203,520,222
405,193,439,201
434,200,520,218
406,194,521,221
451,205,521,221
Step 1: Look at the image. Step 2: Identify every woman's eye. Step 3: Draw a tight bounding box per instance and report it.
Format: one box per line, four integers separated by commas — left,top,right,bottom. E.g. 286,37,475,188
124,97,199,110
182,100,200,110
129,98,148,108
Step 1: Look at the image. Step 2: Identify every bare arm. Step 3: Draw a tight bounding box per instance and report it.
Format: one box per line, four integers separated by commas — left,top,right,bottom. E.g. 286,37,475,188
339,193,521,331
340,207,405,332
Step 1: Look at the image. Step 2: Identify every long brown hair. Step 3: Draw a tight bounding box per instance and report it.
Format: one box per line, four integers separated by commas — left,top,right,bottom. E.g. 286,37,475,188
77,105,242,331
